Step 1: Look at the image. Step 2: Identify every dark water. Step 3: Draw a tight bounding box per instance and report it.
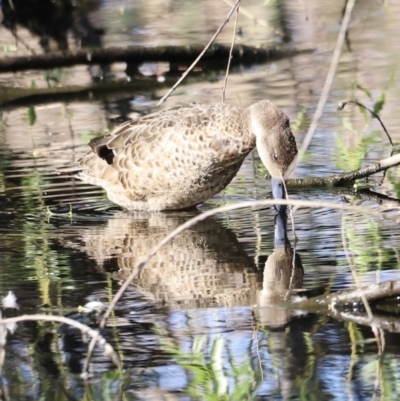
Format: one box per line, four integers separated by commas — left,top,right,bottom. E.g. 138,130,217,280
1,1,400,400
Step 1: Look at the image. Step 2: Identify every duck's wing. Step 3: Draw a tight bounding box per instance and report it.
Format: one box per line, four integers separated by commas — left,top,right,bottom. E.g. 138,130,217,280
89,103,251,168
88,105,184,164
79,103,253,199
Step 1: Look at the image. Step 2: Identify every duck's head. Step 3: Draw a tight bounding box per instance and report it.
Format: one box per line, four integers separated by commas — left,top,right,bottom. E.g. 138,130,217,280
249,100,298,211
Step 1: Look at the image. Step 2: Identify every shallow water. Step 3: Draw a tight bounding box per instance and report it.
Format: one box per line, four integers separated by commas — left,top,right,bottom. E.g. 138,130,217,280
1,0,400,400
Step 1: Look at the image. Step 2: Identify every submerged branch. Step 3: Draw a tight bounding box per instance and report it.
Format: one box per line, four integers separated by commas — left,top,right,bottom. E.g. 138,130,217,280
286,153,400,188
292,280,400,333
332,310,400,333
0,314,121,370
0,44,304,73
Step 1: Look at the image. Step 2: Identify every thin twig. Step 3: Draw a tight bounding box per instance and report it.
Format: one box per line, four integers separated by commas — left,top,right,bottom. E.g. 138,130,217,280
157,0,241,106
372,345,383,397
84,337,97,373
286,0,356,178
99,198,398,329
10,31,37,55
286,153,400,188
338,100,393,147
251,309,264,381
220,0,277,32
222,4,240,103
341,216,382,350
280,176,299,300
0,314,121,370
341,216,374,320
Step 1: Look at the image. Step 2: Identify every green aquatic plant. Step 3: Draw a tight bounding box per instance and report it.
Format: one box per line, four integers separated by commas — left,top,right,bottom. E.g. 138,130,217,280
334,79,393,173
160,334,258,400
1,44,18,53
291,106,310,132
344,217,391,274
334,119,381,172
27,105,37,126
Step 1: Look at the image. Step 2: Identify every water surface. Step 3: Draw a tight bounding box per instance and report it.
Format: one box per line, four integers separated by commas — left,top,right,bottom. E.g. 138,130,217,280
1,1,400,400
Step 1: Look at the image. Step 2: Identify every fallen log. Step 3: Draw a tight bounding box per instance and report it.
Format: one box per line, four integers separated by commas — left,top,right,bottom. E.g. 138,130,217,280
0,44,307,73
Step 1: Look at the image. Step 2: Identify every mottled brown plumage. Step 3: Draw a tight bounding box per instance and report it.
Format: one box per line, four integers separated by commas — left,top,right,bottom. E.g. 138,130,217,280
77,100,297,211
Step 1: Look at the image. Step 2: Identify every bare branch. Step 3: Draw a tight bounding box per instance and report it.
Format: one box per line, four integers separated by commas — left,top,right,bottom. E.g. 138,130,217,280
286,0,356,178
157,0,241,106
286,153,400,188
222,4,240,103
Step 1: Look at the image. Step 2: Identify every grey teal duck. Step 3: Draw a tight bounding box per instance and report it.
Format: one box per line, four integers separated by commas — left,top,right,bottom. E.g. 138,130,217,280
77,100,298,211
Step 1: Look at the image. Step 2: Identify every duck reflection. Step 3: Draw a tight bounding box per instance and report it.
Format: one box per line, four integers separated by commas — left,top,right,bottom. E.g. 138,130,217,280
65,208,305,315
76,210,261,308
257,211,304,327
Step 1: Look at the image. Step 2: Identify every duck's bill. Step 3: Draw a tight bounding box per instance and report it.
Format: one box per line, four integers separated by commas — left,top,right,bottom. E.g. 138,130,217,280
271,177,287,212
274,210,288,246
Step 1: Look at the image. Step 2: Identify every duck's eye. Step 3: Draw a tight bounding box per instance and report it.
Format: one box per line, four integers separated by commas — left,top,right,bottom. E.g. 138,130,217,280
273,153,278,161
